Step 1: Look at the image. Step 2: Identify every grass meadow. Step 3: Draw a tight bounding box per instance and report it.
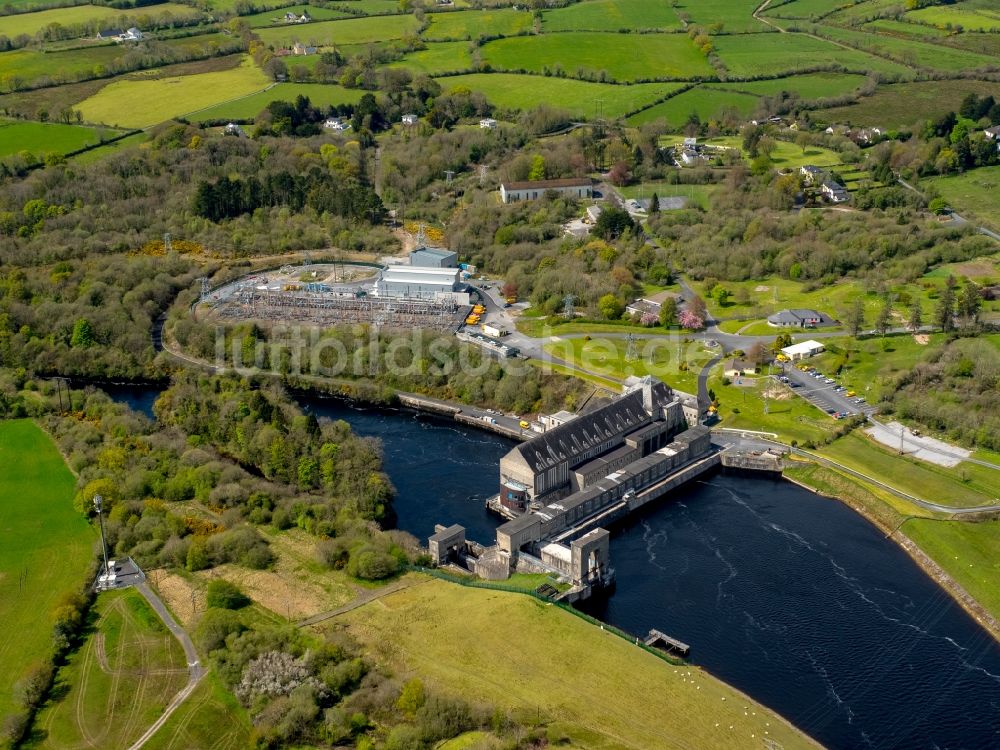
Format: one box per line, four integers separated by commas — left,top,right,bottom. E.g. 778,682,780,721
424,8,533,40
239,5,351,27
388,41,473,75
0,3,201,39
140,672,250,750
75,56,270,128
628,86,759,125
711,71,869,99
480,32,715,80
435,73,681,118
189,82,364,121
712,32,913,78
0,420,92,720
255,14,420,47
541,0,683,32
817,79,1000,128
681,0,771,33
30,589,189,750
341,578,816,750
815,23,998,72
0,118,119,157
925,166,1000,232
907,6,1000,31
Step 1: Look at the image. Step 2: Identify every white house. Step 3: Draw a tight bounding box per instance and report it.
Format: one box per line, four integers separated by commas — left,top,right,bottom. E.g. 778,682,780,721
800,165,824,184
120,27,143,41
284,10,311,22
479,117,497,129
821,181,849,203
499,178,592,203
323,118,352,131
223,122,247,138
292,42,317,55
401,113,418,125
984,125,1000,141
781,340,825,361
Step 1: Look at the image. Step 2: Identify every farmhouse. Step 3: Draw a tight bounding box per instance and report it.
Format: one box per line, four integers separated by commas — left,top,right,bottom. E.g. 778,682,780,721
97,27,142,42
780,340,825,361
479,118,497,129
292,42,317,55
401,113,418,125
96,28,124,40
284,10,311,22
223,122,248,138
767,308,833,328
323,118,351,131
724,358,756,378
800,165,824,185
409,246,457,268
983,125,1000,140
625,290,680,317
821,181,849,203
499,177,592,204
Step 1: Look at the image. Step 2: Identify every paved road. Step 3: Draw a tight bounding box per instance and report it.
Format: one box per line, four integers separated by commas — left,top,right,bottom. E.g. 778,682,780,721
127,582,205,750
898,177,1000,242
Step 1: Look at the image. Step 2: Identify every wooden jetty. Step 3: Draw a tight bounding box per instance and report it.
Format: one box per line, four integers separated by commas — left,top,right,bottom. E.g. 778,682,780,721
644,629,690,657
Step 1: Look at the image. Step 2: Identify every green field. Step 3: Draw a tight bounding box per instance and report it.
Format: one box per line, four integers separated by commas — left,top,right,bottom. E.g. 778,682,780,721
764,0,847,19
31,588,189,750
342,578,815,750
0,118,120,157
815,24,998,73
141,672,250,750
75,56,270,128
0,3,201,39
863,18,948,40
544,335,714,394
0,420,92,719
712,32,913,78
711,71,869,99
617,181,719,209
388,41,473,75
629,86,758,126
424,8,533,40
480,32,715,81
542,0,683,32
256,14,420,47
903,517,1000,623
908,6,1000,31
189,82,365,121
435,73,682,119
683,0,771,33
925,166,1000,233
0,45,125,89
817,79,1000,128
239,5,351,27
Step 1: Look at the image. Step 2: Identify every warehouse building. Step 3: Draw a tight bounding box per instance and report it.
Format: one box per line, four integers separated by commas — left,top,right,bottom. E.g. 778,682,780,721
409,246,458,268
500,177,593,204
374,266,462,300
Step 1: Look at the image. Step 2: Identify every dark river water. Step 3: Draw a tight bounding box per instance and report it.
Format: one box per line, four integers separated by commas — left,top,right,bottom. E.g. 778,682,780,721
109,385,1000,749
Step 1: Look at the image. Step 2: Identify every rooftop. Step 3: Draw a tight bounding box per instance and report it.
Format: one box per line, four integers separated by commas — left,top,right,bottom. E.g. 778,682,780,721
502,177,592,191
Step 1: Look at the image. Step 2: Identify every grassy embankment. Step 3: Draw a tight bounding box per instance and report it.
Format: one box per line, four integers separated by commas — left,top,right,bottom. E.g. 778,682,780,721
339,578,818,750
0,419,91,720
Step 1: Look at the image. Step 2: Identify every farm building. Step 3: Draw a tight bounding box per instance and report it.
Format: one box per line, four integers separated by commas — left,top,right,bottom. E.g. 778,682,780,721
780,340,825,361
283,10,311,22
480,118,497,129
292,42,317,55
767,308,833,328
401,113,418,125
374,266,462,300
800,165,824,185
323,118,351,131
500,178,592,204
724,358,756,378
409,246,457,268
984,125,1000,140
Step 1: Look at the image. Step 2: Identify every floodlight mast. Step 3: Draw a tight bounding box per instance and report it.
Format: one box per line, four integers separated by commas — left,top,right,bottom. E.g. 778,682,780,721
94,494,110,579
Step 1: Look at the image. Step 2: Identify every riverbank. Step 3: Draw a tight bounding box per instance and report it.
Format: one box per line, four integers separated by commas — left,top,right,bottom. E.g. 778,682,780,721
785,461,1000,645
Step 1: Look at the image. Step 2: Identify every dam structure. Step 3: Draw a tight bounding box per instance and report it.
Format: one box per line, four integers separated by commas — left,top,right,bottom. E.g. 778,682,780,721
428,376,770,599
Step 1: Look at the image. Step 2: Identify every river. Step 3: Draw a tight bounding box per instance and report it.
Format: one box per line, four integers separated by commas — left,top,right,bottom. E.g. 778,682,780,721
107,385,1000,749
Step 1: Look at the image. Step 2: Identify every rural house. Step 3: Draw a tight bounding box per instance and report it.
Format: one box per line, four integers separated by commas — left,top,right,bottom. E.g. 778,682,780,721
767,309,833,328
821,181,849,203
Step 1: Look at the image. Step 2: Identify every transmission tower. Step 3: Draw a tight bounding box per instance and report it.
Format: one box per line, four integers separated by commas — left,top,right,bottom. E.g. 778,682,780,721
163,232,172,254
562,295,575,319
625,333,638,362
198,277,210,300
478,164,488,185
443,170,455,185
416,223,427,248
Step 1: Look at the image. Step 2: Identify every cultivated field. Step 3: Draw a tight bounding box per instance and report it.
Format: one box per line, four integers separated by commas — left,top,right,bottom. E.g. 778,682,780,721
480,32,716,81
0,118,120,158
75,57,270,128
542,0,683,32
0,420,92,720
435,73,682,119
0,3,201,39
255,14,420,47
340,578,816,750
32,589,189,750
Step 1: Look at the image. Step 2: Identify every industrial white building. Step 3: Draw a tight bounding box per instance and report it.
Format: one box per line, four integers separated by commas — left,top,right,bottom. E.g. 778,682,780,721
374,266,463,300
500,178,593,204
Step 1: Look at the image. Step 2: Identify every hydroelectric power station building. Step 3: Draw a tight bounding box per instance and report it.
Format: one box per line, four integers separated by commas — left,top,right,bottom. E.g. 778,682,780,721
429,377,721,597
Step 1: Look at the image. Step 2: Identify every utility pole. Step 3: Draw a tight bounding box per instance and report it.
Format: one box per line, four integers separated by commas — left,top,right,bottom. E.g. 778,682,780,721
562,295,575,320
94,494,110,583
625,333,638,362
